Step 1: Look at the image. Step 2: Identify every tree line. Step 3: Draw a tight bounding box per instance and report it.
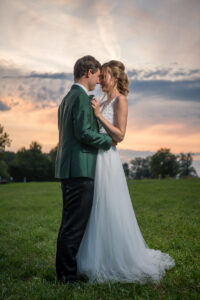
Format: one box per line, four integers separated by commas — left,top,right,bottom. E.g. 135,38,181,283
0,124,198,182
122,149,197,179
0,141,57,182
0,124,57,182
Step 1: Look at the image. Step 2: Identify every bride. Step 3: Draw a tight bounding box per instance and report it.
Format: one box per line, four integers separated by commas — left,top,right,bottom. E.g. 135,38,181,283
76,60,175,283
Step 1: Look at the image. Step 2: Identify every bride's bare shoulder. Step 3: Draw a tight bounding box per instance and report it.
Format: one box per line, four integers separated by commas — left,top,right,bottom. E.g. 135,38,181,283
115,94,128,107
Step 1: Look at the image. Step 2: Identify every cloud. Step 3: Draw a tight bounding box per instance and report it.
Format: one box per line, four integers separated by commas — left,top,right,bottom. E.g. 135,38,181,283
1,0,200,73
0,0,119,72
0,62,73,109
1,61,200,105
2,71,73,81
118,148,200,160
128,67,200,80
118,149,154,162
130,78,200,103
127,95,200,131
192,152,200,156
27,72,73,80
0,100,11,111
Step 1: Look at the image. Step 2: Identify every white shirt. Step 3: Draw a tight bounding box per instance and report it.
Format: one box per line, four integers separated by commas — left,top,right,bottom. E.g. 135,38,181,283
73,83,89,95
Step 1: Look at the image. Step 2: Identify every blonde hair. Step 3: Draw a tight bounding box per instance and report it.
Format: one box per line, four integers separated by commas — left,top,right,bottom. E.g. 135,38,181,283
102,60,129,96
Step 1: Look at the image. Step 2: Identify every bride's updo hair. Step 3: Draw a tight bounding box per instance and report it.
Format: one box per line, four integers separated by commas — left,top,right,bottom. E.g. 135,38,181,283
102,60,129,96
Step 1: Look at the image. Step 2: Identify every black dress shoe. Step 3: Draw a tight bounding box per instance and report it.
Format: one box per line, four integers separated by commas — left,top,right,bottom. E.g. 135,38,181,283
57,275,78,284
77,274,88,282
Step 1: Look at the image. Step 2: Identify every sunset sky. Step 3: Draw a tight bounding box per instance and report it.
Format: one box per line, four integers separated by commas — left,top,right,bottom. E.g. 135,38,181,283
0,0,200,172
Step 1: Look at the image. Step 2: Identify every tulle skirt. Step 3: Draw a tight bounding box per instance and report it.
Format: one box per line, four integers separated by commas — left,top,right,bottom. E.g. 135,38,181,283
77,146,175,283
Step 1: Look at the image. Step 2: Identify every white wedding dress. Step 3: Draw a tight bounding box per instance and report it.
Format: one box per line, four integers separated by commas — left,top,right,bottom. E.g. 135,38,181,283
77,97,175,283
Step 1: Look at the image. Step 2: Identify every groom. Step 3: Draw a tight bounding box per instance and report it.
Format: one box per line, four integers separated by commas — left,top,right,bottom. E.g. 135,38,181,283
55,55,112,283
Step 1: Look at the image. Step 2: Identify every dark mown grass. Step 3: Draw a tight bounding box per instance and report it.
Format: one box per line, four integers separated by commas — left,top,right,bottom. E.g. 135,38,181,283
0,179,199,299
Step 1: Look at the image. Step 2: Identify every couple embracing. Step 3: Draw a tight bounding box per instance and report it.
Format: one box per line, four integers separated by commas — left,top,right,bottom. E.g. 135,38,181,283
55,55,175,284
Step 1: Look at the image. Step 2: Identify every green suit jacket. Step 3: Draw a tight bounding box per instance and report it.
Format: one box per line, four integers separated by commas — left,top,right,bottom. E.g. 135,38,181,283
55,85,112,179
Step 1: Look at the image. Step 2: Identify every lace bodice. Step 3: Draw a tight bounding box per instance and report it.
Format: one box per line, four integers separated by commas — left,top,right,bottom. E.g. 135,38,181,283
99,97,117,134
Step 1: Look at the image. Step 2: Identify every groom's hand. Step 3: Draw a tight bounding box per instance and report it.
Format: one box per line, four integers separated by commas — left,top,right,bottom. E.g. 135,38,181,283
91,98,101,118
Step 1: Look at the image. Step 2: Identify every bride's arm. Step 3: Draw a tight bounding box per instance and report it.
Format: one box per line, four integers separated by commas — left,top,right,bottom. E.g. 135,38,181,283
91,95,128,142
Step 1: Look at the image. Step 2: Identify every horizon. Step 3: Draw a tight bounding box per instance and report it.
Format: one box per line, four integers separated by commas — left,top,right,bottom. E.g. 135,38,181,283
4,141,200,176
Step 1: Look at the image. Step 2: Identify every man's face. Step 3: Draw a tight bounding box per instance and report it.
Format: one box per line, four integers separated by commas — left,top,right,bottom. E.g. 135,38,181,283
88,68,101,91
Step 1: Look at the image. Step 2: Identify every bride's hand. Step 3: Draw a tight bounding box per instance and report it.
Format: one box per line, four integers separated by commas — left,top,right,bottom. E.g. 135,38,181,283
91,98,101,118
112,139,118,146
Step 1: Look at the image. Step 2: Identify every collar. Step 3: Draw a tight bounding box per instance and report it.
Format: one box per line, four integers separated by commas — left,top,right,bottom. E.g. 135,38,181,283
73,83,89,95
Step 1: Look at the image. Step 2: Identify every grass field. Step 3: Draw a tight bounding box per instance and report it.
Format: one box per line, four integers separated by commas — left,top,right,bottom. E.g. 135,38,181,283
0,179,199,300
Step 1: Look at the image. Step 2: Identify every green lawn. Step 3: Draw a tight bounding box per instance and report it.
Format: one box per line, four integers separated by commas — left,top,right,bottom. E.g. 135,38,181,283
0,179,199,300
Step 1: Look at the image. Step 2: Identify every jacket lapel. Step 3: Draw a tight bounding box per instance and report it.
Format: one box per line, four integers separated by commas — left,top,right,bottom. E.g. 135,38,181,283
71,86,101,131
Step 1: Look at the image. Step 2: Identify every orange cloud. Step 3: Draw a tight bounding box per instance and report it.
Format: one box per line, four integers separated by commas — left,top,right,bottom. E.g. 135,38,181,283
1,100,58,153
120,122,200,153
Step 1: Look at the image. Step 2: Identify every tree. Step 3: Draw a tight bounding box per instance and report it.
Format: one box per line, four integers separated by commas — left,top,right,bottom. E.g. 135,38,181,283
47,145,58,180
9,142,50,181
0,124,12,179
0,151,16,179
123,163,130,178
130,156,152,179
3,151,16,164
0,124,12,152
177,153,197,177
0,160,9,179
150,148,179,178
30,141,42,152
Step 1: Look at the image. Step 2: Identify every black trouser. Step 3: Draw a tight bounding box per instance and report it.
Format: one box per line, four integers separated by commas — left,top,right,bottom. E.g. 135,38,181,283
56,177,94,281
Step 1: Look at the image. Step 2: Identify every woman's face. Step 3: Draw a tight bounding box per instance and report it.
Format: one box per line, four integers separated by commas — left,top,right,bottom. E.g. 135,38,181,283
100,67,116,93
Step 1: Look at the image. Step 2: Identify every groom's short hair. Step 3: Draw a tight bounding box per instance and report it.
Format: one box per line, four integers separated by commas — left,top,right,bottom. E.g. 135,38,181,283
74,55,101,80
